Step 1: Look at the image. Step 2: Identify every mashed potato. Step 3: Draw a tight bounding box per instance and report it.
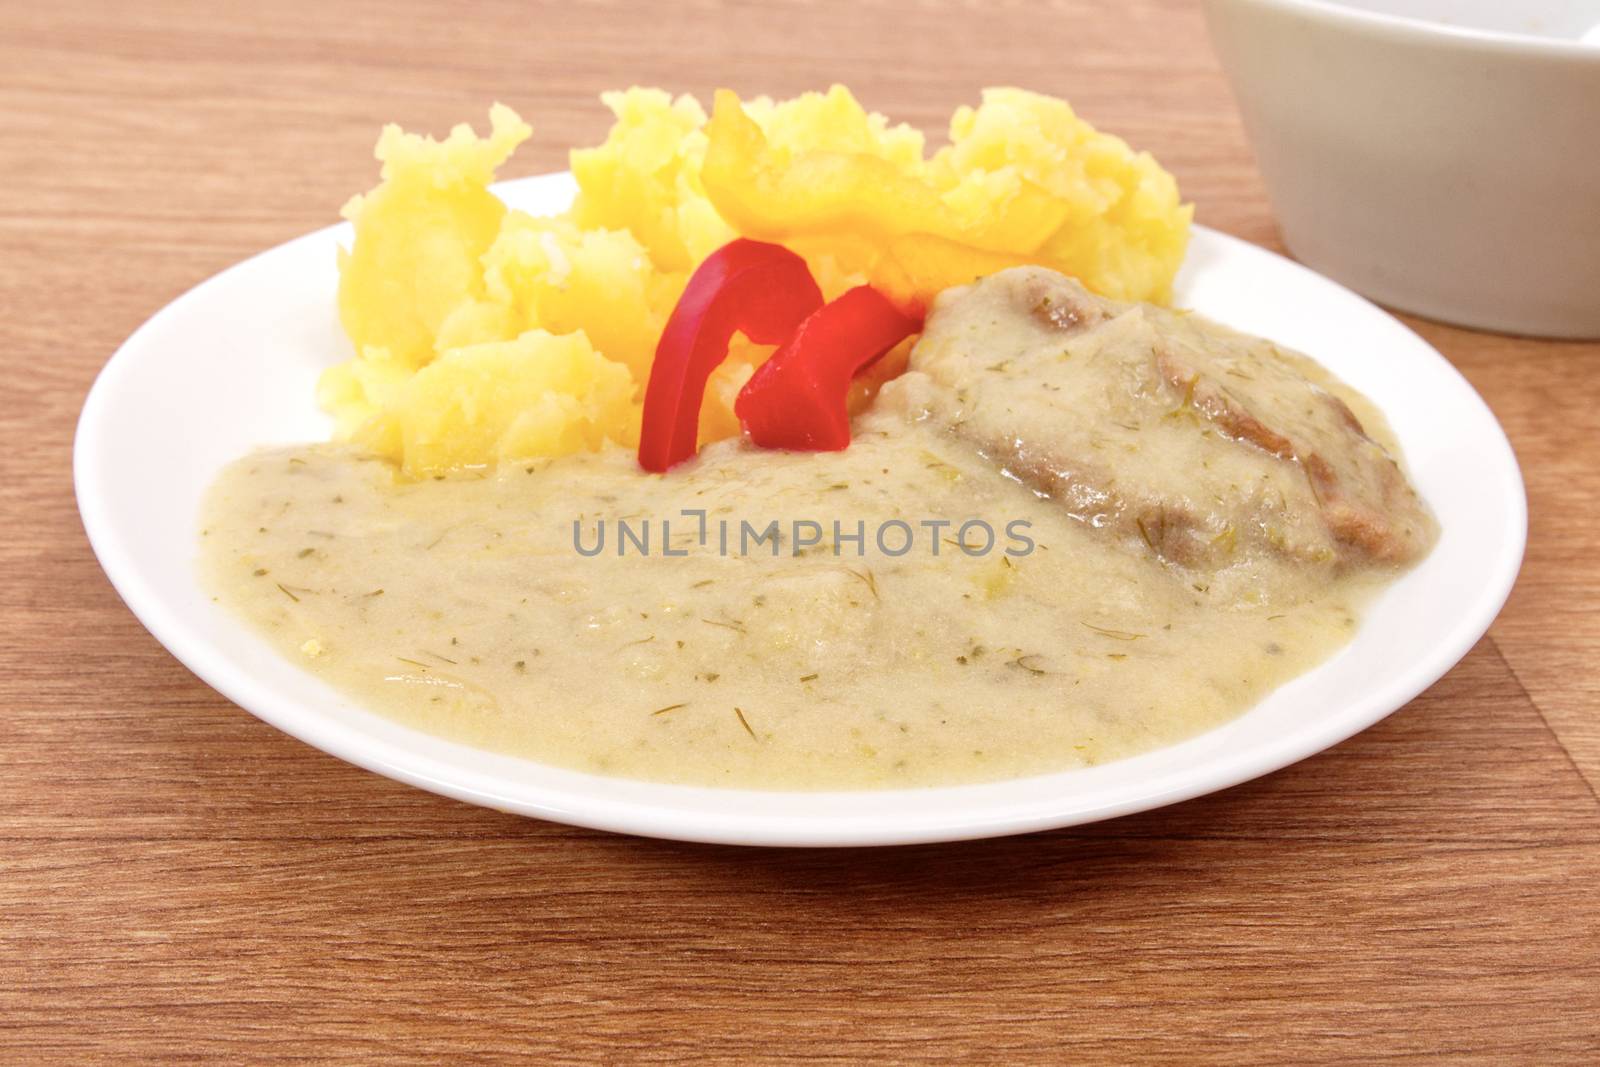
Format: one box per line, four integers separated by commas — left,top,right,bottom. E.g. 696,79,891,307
323,87,1191,478
702,87,1191,307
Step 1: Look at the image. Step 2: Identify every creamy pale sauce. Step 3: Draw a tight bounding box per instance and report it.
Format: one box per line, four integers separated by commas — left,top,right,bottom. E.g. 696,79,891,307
201,421,1388,789
200,268,1431,790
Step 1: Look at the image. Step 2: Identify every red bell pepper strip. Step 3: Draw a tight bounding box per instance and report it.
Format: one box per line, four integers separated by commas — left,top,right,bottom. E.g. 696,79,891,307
734,285,922,452
638,239,823,472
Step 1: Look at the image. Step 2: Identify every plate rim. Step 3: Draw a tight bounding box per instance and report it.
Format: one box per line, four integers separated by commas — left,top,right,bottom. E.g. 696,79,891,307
74,172,1528,847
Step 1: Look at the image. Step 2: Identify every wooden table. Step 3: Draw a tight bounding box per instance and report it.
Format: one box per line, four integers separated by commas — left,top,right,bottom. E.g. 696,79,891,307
4,1,1597,1060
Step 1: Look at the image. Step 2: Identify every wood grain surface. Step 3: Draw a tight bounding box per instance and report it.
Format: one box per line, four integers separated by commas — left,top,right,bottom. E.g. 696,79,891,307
3,1,1597,1061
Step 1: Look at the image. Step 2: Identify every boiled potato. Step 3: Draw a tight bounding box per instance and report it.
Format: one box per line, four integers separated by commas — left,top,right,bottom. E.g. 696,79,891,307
354,329,638,478
337,103,530,370
569,89,734,273
322,87,1191,477
701,86,1191,310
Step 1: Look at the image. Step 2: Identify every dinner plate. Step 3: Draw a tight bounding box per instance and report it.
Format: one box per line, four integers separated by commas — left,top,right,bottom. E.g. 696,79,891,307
75,173,1526,846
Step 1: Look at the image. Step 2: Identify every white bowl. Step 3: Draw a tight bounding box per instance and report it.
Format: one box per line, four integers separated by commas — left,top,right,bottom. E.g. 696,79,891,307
1204,0,1600,338
74,174,1526,847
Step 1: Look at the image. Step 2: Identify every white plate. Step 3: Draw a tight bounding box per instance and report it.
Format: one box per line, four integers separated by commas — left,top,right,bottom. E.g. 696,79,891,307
75,173,1526,846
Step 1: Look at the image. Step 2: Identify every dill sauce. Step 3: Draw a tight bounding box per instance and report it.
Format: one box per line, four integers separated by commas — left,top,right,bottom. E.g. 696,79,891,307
199,404,1383,790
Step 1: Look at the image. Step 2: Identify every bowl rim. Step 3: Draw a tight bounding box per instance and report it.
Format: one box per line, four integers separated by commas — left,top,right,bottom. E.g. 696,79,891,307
1217,0,1600,60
